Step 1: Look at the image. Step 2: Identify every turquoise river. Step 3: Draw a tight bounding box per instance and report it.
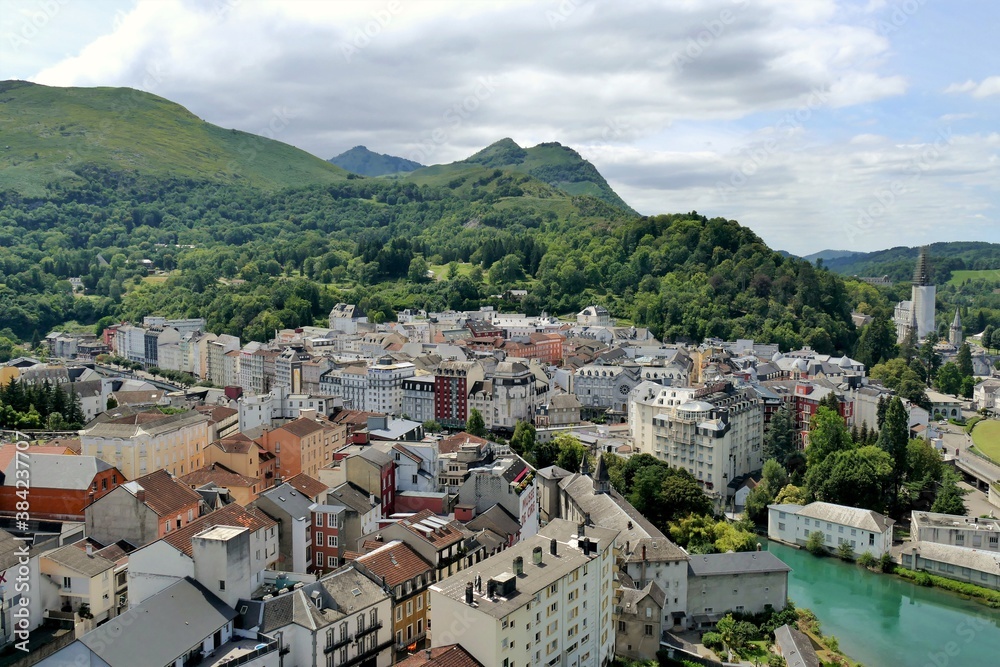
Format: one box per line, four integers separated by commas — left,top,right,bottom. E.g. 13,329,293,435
764,540,999,667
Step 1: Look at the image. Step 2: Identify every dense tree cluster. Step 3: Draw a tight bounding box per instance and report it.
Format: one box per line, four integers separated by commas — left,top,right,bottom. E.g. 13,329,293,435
0,169,862,352
0,378,85,430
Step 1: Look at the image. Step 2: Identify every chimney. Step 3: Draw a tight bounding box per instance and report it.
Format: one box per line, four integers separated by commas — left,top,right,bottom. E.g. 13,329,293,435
85,543,93,556
550,538,558,556
642,544,647,561
580,537,590,555
136,489,146,504
425,649,432,660
465,582,474,605
578,522,586,537
487,579,497,599
513,556,523,576
533,545,543,565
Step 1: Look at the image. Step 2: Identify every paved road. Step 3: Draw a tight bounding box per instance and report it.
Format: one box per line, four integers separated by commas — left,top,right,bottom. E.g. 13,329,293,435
937,415,1000,485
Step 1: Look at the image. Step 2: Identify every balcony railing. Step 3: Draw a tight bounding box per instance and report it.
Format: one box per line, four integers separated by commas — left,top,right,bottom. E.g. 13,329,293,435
356,620,383,638
342,639,394,667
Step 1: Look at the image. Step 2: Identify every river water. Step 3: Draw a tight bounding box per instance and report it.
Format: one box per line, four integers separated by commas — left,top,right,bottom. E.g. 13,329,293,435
764,540,1000,667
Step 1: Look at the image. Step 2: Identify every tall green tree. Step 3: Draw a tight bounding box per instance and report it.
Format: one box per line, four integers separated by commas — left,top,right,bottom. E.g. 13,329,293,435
931,468,967,516
935,362,963,396
877,397,910,513
806,406,853,468
465,408,487,437
956,343,974,378
854,317,896,367
806,445,893,512
763,404,796,467
509,420,536,457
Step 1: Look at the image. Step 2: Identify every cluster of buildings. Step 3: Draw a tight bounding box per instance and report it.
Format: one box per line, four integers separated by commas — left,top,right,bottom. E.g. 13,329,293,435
24,280,992,515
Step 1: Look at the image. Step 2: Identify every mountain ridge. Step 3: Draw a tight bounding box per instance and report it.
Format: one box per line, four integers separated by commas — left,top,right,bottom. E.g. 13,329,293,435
0,80,349,195
328,145,422,176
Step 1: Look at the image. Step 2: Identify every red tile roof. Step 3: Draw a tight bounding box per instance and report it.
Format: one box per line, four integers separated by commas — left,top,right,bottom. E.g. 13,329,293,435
397,510,465,548
395,644,484,667
130,470,203,518
356,540,433,588
437,432,489,455
180,464,260,490
209,433,256,454
285,473,328,499
161,503,276,557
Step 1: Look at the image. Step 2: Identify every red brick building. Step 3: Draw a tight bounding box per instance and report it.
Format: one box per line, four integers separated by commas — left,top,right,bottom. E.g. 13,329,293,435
433,361,483,429
0,454,124,521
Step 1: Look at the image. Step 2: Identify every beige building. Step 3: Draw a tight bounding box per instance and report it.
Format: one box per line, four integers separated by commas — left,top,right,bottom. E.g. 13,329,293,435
39,543,120,625
429,519,618,667
631,382,763,506
80,409,210,479
686,551,790,630
615,581,666,661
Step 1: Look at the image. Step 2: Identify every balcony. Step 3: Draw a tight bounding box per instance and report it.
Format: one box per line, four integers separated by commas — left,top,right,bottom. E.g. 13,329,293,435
342,638,394,667
356,620,383,638
324,634,352,653
197,636,279,667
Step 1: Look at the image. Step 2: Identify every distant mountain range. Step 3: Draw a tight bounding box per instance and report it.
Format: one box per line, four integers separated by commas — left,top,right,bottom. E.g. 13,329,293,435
796,242,1000,283
327,145,423,176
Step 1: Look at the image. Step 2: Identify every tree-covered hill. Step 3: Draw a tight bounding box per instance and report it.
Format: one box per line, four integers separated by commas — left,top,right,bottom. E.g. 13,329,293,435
0,80,349,196
0,83,857,356
819,242,1000,284
328,145,423,176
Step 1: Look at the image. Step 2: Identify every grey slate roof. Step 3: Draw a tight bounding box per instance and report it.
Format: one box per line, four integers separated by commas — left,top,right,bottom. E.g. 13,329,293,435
3,454,112,490
42,543,116,577
78,578,236,666
622,536,689,564
774,624,821,667
328,482,376,514
687,551,790,577
431,520,611,620
794,502,894,533
259,482,316,520
558,471,663,546
465,504,521,538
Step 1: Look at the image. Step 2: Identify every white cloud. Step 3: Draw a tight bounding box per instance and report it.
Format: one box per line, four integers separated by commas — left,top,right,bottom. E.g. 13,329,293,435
15,0,998,255
944,76,1000,98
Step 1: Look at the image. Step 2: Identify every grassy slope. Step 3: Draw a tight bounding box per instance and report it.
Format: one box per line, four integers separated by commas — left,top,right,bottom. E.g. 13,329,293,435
0,80,348,195
971,419,1000,464
948,269,1000,286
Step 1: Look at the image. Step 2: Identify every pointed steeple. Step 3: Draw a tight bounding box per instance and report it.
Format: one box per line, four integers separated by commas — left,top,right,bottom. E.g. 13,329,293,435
579,454,591,477
950,307,963,347
593,454,610,495
913,246,930,286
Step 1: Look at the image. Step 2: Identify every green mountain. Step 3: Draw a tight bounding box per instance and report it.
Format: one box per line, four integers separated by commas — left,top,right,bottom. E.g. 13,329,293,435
0,80,348,196
328,145,422,176
822,242,1000,283
0,82,861,358
801,249,859,263
405,138,637,214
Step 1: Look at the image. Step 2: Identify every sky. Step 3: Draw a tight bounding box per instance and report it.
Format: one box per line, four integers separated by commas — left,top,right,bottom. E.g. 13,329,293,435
2,0,998,255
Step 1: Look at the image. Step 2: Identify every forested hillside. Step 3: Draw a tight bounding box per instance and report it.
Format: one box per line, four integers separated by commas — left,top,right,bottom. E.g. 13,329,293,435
0,82,859,356
822,242,1000,283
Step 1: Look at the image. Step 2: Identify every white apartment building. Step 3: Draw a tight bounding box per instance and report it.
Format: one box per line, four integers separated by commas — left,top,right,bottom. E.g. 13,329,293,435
632,382,763,503
469,360,540,432
402,374,436,423
319,364,369,410
206,334,240,385
367,360,415,415
429,519,618,667
911,511,1000,552
768,502,895,558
